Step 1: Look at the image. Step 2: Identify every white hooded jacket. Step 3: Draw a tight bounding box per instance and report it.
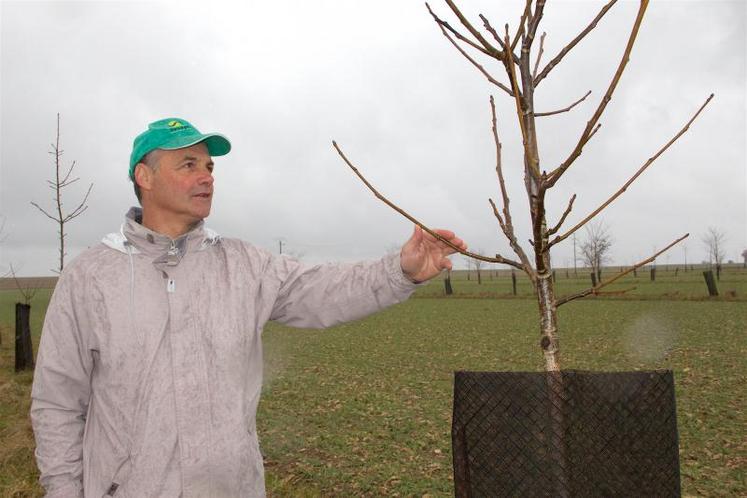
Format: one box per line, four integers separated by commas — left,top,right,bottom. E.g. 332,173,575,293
31,208,417,497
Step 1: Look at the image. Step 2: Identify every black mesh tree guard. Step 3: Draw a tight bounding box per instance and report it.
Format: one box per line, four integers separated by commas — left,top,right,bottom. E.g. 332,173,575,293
452,370,681,497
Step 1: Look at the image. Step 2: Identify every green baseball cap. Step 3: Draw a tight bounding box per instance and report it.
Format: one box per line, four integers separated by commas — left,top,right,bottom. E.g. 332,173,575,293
129,118,231,180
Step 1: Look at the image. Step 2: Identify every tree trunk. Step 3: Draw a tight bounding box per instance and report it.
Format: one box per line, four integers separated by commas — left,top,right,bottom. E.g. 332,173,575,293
15,303,34,372
650,267,656,281
445,274,453,295
590,272,597,287
511,270,517,296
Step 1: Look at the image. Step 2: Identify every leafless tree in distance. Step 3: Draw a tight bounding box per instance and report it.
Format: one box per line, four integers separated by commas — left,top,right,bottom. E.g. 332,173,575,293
702,226,726,279
741,248,747,269
702,227,726,266
473,249,486,284
580,221,613,283
333,0,712,372
31,114,93,274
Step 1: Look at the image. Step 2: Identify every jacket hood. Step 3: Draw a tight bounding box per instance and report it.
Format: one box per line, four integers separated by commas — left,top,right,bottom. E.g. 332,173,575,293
102,207,221,261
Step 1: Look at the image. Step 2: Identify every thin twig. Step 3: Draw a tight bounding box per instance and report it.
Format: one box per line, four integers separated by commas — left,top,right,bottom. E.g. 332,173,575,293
333,141,524,268
428,5,513,96
488,96,534,273
30,202,58,222
557,233,688,306
479,14,507,52
535,90,591,117
60,160,77,185
534,0,618,87
546,0,648,188
63,184,93,222
442,0,505,59
532,32,546,81
547,194,576,236
551,93,714,247
425,3,493,57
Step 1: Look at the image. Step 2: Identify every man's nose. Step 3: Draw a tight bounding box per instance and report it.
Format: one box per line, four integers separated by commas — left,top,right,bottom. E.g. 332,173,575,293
198,168,214,185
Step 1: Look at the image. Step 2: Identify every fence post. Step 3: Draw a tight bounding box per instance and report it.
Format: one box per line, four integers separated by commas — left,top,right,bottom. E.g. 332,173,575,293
511,270,517,296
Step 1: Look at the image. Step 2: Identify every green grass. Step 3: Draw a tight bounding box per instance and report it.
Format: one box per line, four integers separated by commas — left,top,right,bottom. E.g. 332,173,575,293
1,274,745,496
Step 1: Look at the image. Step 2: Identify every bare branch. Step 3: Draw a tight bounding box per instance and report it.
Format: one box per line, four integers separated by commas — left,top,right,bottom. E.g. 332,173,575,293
532,32,546,81
503,27,540,180
429,5,514,96
511,0,532,52
523,0,546,50
30,202,59,222
534,0,618,87
547,194,576,236
442,0,505,59
61,177,81,188
557,233,688,306
551,93,714,247
546,0,648,187
62,184,93,223
60,160,77,185
488,96,534,273
479,14,507,52
535,90,591,117
333,141,523,269
426,3,494,58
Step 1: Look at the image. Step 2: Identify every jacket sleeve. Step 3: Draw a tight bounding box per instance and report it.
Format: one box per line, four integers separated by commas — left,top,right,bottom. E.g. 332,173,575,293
268,252,419,329
30,269,92,498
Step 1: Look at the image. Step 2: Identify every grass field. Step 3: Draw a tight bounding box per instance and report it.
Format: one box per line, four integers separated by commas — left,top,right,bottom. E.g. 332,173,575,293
1,267,745,497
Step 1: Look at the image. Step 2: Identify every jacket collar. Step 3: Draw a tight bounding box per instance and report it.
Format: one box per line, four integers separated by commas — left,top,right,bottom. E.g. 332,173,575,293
102,207,221,263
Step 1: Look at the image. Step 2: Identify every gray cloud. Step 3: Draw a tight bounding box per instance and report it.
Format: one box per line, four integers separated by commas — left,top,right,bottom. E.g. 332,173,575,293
1,0,745,275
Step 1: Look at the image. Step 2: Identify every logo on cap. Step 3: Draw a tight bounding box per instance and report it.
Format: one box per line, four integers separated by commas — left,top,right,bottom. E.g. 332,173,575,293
168,120,184,128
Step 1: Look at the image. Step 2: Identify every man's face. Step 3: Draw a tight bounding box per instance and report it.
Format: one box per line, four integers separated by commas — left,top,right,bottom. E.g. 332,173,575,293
138,142,215,228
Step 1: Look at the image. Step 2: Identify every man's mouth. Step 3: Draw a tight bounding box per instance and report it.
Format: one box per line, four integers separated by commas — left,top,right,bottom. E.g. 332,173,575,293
194,192,212,199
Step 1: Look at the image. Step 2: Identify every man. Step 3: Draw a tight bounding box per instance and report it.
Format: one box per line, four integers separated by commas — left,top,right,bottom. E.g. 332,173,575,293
30,118,466,497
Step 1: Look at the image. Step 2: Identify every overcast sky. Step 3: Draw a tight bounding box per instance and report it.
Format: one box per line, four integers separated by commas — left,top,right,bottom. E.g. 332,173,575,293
1,0,745,276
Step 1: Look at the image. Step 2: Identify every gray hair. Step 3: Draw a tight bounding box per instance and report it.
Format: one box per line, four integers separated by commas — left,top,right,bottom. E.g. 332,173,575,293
133,149,162,204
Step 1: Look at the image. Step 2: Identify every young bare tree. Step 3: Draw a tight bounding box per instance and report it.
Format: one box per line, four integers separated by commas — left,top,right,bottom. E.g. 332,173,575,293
702,226,726,279
31,114,93,273
334,1,711,373
580,221,613,283
702,227,726,267
741,248,747,269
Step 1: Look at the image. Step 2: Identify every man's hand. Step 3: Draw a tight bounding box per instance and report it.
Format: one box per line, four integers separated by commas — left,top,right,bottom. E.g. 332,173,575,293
400,225,467,283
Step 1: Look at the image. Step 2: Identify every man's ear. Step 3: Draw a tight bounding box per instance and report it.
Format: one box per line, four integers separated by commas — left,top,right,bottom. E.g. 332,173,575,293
134,163,153,192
